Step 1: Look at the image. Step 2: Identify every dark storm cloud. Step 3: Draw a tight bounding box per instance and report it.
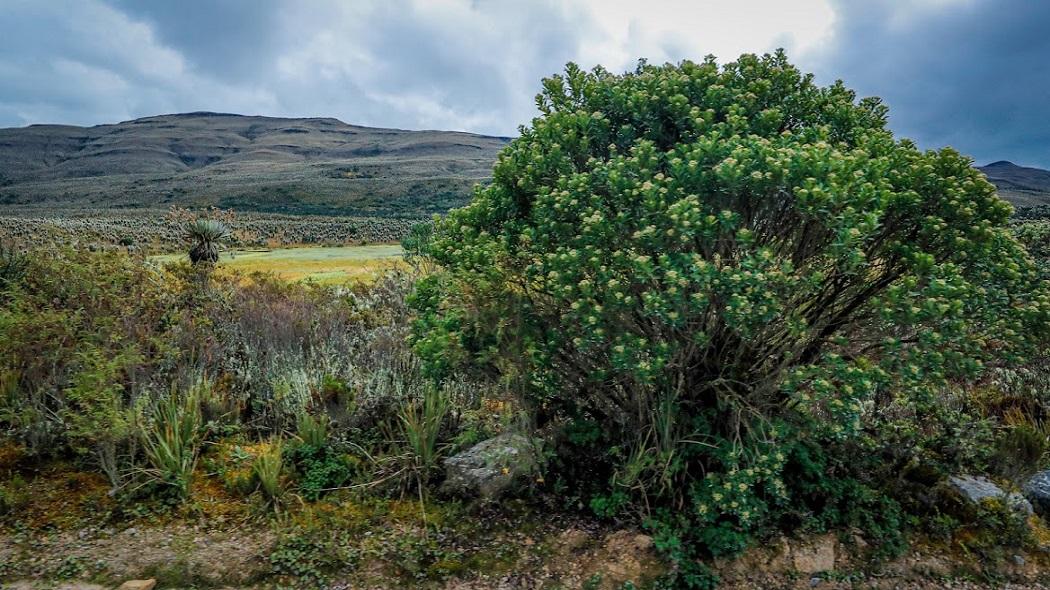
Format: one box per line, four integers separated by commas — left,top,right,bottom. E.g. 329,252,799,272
0,0,277,125
803,0,1050,168
106,0,288,83
0,0,589,134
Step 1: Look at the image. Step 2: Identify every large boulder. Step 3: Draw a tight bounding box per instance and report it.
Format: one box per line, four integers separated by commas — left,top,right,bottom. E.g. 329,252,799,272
948,475,1033,515
441,432,540,500
1023,470,1050,515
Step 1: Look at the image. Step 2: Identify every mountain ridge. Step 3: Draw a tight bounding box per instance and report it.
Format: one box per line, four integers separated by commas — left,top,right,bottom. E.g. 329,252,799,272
0,112,510,217
0,112,1047,216
976,160,1050,210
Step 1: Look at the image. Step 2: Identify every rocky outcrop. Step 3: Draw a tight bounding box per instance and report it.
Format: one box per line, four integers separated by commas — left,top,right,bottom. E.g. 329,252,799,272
441,432,541,500
948,475,1033,515
1024,470,1050,515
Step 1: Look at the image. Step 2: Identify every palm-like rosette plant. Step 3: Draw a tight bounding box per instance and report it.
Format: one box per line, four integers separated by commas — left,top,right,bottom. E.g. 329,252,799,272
184,219,230,265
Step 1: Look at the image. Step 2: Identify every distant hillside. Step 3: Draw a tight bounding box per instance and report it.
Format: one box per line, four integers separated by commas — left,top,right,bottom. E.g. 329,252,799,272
978,161,1050,210
0,113,1046,219
0,112,509,217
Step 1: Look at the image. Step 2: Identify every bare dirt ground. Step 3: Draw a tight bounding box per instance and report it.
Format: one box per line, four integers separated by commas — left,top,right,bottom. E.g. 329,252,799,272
5,519,1050,589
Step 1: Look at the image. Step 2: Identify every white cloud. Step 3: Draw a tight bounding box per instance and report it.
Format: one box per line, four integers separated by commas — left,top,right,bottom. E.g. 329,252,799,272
260,0,836,133
574,0,836,71
0,0,841,134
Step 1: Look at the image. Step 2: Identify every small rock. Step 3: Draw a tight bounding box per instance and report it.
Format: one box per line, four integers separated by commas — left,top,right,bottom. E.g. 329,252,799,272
851,533,868,550
558,528,590,552
1013,554,1027,566
810,576,823,587
948,475,1033,514
118,580,157,590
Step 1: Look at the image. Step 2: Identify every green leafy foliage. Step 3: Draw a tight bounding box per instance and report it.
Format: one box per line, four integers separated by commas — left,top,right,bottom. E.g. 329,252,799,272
1013,220,1050,271
140,389,205,498
0,241,27,294
0,248,181,466
288,442,355,501
413,50,1050,563
269,530,358,589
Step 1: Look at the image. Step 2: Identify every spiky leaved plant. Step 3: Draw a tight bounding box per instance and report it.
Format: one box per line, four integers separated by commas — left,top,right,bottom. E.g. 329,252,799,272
252,439,285,510
140,388,204,498
184,218,230,265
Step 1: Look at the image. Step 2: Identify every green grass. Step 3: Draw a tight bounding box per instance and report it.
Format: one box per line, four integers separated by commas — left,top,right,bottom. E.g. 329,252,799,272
154,244,404,284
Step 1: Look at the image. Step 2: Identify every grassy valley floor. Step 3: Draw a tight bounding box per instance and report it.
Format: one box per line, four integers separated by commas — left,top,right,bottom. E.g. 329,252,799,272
151,244,405,284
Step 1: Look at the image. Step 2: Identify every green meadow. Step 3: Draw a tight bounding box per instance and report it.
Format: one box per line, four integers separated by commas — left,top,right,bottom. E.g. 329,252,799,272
154,244,404,283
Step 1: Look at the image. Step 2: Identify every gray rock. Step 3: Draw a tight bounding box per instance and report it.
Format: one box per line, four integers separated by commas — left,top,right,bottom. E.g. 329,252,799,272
442,433,540,500
1023,470,1050,515
948,475,1033,515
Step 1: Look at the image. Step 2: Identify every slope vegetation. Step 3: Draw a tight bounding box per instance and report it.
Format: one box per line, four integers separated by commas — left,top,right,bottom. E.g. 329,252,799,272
0,112,508,216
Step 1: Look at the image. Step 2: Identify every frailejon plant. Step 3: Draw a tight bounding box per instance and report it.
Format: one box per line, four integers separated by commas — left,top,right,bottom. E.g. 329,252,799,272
412,51,1050,577
184,218,230,265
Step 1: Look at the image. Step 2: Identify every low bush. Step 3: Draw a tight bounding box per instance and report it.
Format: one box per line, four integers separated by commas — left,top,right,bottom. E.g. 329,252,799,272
413,50,1050,579
0,246,493,505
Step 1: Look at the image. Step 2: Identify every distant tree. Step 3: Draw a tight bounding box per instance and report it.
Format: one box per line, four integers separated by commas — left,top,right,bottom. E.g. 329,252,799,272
401,221,435,273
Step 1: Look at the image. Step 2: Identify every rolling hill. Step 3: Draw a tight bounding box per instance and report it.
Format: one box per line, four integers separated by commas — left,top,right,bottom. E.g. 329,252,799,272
0,112,509,217
0,112,1047,218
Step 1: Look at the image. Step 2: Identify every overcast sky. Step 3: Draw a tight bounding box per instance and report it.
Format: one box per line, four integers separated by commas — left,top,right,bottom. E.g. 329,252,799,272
0,0,1046,167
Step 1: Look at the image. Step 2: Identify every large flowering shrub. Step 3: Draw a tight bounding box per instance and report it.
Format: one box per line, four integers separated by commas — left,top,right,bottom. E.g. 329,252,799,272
413,51,1050,574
